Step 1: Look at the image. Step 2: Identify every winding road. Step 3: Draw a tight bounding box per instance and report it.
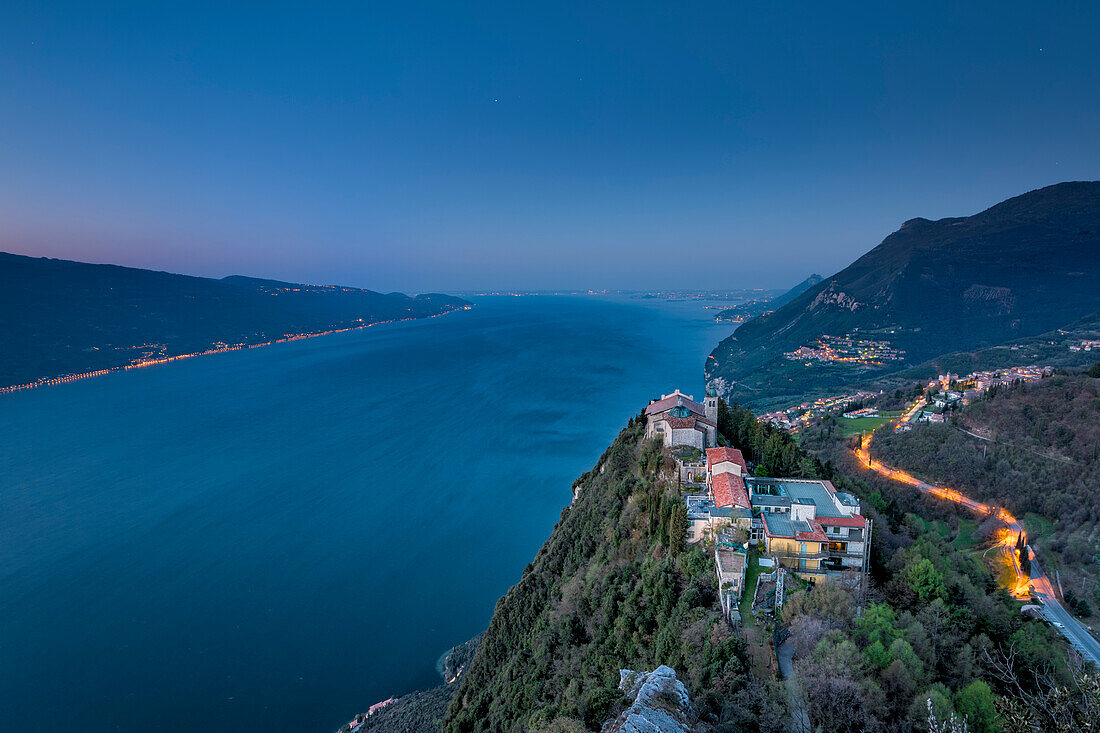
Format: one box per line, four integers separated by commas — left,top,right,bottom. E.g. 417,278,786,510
854,427,1100,665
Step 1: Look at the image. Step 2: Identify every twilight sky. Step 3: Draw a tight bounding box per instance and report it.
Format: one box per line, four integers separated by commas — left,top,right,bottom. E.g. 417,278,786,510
1,2,1098,293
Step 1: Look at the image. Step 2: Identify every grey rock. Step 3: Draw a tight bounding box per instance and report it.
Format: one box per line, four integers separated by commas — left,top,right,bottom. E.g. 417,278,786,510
603,665,697,733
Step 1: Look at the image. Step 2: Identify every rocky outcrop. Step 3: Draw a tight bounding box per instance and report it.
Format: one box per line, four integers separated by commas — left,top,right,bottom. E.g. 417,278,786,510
808,285,864,313
602,666,699,733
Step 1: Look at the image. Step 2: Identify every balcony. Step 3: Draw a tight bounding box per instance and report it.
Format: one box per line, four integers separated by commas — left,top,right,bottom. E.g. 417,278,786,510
773,552,830,563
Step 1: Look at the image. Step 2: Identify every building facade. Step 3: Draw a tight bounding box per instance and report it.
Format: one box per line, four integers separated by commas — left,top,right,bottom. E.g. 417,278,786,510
644,389,718,450
750,478,871,581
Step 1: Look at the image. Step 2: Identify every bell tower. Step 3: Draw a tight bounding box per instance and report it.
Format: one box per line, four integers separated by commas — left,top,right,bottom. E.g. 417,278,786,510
704,387,719,447
704,386,719,425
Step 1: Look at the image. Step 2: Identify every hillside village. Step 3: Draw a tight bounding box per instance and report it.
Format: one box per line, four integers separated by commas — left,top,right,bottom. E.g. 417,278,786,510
757,363,1054,433
644,388,872,627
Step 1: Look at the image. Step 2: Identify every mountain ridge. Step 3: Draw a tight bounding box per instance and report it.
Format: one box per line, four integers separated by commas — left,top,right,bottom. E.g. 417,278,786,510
707,181,1100,410
0,251,470,389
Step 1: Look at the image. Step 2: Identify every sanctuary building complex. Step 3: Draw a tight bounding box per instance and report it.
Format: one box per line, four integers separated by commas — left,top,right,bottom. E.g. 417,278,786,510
650,388,872,605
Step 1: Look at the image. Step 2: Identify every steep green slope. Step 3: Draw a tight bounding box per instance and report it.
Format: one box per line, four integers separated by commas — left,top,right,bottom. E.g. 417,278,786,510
0,252,469,387
707,182,1100,410
441,418,749,731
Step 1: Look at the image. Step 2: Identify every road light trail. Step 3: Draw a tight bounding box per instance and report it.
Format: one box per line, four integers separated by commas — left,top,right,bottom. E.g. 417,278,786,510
853,423,1100,664
854,431,1027,593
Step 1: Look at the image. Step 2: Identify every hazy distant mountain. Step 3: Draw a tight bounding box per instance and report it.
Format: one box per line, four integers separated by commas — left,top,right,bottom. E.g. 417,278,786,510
707,181,1100,409
713,273,824,322
0,253,470,388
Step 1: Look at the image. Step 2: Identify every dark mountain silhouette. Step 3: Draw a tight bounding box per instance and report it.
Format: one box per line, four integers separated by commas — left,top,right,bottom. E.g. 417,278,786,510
0,252,469,388
707,181,1100,409
714,273,824,322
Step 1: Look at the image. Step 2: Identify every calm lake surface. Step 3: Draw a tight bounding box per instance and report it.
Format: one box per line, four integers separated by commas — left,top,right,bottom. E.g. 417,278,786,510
0,295,735,732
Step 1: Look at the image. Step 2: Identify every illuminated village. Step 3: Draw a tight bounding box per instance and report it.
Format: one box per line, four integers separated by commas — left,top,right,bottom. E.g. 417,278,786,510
784,333,906,366
757,363,1054,433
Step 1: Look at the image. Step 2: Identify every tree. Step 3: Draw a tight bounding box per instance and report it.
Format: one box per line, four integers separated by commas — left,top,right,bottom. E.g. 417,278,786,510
863,640,892,671
667,500,688,553
797,657,886,733
953,680,1001,733
781,584,856,627
855,603,900,648
982,642,1098,732
1016,534,1031,577
927,697,971,733
901,556,948,603
911,684,956,730
718,681,793,733
889,638,925,684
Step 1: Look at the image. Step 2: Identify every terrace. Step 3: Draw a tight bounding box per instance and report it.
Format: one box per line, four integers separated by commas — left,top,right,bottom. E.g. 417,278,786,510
749,478,854,519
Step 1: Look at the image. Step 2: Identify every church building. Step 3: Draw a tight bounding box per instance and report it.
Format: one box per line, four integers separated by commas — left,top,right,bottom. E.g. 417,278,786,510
643,388,718,450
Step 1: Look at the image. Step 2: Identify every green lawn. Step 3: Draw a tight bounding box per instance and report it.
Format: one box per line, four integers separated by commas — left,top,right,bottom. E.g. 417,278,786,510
925,519,950,538
837,415,896,436
1022,512,1054,543
988,547,1018,589
952,519,978,550
739,550,763,627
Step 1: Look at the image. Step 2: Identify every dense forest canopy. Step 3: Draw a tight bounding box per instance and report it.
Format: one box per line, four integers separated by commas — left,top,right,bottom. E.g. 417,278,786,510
870,369,1100,626
433,399,1078,731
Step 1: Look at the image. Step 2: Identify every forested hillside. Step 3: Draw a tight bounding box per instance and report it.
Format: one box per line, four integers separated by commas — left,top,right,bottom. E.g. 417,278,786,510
441,418,757,731
871,368,1100,622
434,400,1079,732
0,252,469,387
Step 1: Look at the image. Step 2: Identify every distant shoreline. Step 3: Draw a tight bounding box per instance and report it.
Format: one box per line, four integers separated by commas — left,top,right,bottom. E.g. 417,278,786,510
0,304,472,398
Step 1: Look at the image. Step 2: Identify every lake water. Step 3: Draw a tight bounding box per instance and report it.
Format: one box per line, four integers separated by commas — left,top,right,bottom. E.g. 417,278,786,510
0,295,735,732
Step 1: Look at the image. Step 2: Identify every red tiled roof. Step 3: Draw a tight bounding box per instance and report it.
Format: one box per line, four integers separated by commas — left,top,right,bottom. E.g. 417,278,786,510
712,473,750,509
796,520,828,543
819,515,866,528
706,447,747,472
658,416,713,430
645,393,705,417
